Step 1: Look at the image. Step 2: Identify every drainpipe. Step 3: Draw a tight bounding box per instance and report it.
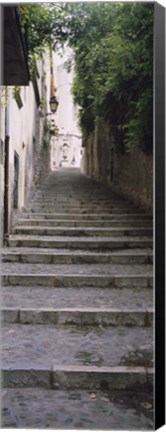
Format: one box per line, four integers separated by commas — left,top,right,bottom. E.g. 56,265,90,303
4,88,10,245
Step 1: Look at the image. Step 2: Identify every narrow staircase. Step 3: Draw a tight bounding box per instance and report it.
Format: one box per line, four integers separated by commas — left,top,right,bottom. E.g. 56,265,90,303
1,168,154,429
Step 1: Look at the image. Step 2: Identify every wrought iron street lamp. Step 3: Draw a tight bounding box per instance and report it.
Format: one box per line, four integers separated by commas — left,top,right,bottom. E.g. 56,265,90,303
49,95,59,114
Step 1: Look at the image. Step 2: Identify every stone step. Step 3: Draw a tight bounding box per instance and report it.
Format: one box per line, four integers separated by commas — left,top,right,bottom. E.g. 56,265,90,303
8,235,153,249
15,218,153,227
2,307,153,327
2,274,153,288
2,249,153,264
2,323,153,389
30,199,134,205
2,262,152,273
30,207,141,215
18,212,152,220
29,197,149,206
2,169,154,429
31,195,132,200
1,387,154,429
30,206,149,214
2,366,154,393
32,200,133,206
1,286,153,310
12,226,153,237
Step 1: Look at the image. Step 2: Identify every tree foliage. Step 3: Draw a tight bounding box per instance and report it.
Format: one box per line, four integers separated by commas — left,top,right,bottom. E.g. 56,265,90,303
19,3,68,80
67,2,154,153
20,4,67,54
20,2,154,153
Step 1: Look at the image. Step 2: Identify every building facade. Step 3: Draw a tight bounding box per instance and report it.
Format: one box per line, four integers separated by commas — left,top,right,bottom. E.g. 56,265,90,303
1,54,52,244
51,50,82,170
0,9,82,245
0,6,53,245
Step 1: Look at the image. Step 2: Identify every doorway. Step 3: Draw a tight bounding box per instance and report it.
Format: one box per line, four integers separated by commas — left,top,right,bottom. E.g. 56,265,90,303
13,151,19,209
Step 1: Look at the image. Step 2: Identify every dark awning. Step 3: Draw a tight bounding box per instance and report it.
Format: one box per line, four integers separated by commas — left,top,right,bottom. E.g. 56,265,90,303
2,6,30,85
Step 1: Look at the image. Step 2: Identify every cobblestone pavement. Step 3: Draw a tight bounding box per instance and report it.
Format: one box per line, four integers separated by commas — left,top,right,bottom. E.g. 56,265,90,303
2,388,154,429
2,262,152,275
1,168,154,429
2,324,153,368
1,286,153,309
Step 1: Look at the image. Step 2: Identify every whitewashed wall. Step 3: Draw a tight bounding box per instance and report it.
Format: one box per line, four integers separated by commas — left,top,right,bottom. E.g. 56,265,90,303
1,52,51,238
9,84,34,211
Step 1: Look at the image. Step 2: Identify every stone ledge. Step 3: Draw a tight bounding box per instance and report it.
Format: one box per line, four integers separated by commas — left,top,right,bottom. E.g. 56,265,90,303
2,366,154,390
1,274,153,288
1,250,153,265
1,307,154,326
16,212,153,219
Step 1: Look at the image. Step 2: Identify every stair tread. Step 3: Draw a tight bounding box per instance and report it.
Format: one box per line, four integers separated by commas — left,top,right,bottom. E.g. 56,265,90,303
2,262,153,275
19,212,152,218
1,286,153,309
9,227,154,234
12,227,152,238
1,387,154,429
2,169,153,401
2,247,153,255
17,217,152,222
14,226,152,230
8,235,153,242
2,323,153,369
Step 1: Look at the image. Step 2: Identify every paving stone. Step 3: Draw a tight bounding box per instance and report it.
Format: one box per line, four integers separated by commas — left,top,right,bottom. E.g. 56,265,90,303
1,286,153,309
1,388,154,429
2,323,153,371
2,261,153,275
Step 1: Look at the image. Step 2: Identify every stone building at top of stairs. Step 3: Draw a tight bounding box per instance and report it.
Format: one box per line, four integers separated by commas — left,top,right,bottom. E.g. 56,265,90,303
51,49,82,170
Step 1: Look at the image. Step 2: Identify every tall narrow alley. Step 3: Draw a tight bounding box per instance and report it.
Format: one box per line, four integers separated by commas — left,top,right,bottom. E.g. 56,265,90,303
1,168,154,429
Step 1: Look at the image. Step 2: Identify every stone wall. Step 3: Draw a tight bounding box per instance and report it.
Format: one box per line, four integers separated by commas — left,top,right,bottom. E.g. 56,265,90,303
32,117,51,201
32,54,51,194
82,121,153,212
83,120,112,183
113,147,153,211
